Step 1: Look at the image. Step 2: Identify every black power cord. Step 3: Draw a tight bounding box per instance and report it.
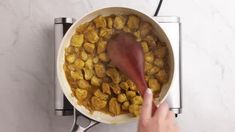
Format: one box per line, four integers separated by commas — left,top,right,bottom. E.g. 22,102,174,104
154,0,163,16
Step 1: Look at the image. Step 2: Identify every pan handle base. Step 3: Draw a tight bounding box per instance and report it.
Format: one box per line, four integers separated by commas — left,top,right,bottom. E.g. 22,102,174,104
70,108,99,132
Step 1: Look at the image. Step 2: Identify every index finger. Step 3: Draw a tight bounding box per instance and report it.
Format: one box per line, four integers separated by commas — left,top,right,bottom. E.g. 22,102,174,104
140,88,153,121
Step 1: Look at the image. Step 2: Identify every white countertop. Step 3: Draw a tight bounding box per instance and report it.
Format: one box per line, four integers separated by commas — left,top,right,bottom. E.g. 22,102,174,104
1,0,235,132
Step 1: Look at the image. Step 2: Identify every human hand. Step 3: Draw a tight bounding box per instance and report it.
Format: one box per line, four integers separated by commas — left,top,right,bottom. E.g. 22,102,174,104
138,88,179,132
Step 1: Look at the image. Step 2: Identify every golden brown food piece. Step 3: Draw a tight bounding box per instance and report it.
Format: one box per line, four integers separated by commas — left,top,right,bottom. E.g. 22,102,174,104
119,82,129,90
140,22,152,37
126,80,137,91
94,16,107,28
94,89,108,100
75,48,80,53
100,28,112,39
145,52,154,63
98,53,110,62
76,22,89,34
97,41,107,54
131,96,143,105
70,70,83,80
85,58,93,69
74,59,85,69
80,50,88,61
129,104,140,116
66,54,76,63
65,46,74,54
67,64,76,71
107,17,113,28
85,29,99,43
141,41,149,53
156,70,168,83
109,98,121,115
121,101,130,110
83,43,95,53
148,79,160,92
78,80,90,89
126,91,136,99
93,57,99,64
154,58,164,68
127,15,140,30
91,96,107,110
144,62,153,72
154,46,168,58
94,63,106,78
134,31,141,42
75,88,87,101
106,68,121,84
87,22,96,30
148,66,161,75
91,76,102,86
123,26,131,33
110,83,121,95
102,82,111,95
145,35,156,48
117,94,127,103
71,34,84,47
113,15,126,30
83,67,93,80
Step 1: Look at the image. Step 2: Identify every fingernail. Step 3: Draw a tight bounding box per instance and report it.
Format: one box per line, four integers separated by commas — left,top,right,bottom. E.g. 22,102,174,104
146,88,152,95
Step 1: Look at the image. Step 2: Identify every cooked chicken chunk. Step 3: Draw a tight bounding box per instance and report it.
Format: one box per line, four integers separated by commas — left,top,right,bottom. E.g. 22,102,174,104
70,70,83,80
113,15,126,30
126,80,137,91
110,83,121,95
66,54,76,63
94,89,108,100
98,53,110,62
94,16,107,28
78,80,90,89
97,41,107,54
71,34,84,47
102,82,111,95
121,101,130,111
117,94,127,103
156,70,168,83
126,91,136,99
91,76,102,86
83,67,93,80
148,79,160,92
74,59,84,69
127,15,140,30
131,96,143,105
91,96,107,110
100,28,112,39
109,98,121,115
94,63,106,78
84,43,95,53
85,29,99,43
75,88,87,101
129,104,140,116
154,46,168,58
106,68,121,84
141,41,149,53
140,22,152,37
120,81,129,90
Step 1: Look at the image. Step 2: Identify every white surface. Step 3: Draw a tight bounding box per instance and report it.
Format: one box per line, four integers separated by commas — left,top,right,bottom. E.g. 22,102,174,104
0,0,235,132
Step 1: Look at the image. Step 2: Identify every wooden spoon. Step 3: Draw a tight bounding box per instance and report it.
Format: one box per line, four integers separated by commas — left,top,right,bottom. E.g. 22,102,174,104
107,32,147,97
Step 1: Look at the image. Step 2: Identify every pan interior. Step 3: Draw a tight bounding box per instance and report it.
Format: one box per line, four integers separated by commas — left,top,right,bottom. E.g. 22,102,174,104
57,7,174,124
